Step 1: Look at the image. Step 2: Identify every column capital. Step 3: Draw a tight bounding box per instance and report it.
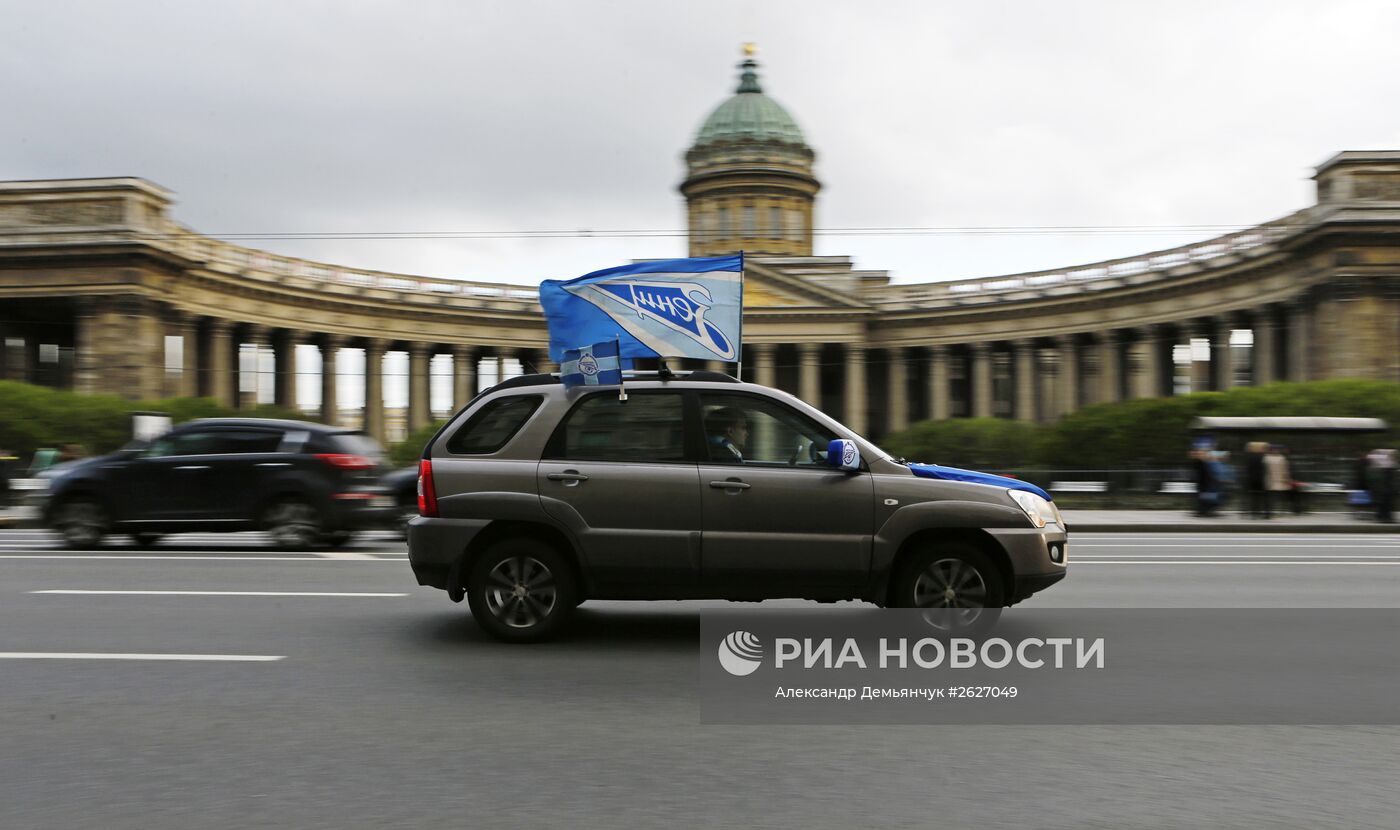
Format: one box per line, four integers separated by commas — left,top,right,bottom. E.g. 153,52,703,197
206,317,234,336
929,343,949,358
798,342,821,360
1054,333,1078,349
1039,346,1061,374
409,342,432,358
452,343,478,358
319,333,345,350
1011,338,1036,353
363,337,388,354
969,340,992,355
243,323,270,344
749,342,776,358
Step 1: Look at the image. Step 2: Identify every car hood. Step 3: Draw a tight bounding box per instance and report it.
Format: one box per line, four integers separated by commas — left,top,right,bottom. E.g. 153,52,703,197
906,462,1052,501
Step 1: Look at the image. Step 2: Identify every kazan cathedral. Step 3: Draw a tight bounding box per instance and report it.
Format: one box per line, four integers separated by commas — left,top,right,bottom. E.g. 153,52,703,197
0,50,1397,443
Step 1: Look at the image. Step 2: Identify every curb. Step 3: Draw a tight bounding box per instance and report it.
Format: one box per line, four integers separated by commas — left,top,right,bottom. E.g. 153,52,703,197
1071,522,1398,534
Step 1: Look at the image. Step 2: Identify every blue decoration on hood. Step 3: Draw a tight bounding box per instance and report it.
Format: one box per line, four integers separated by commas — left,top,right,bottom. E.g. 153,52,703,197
907,463,1052,501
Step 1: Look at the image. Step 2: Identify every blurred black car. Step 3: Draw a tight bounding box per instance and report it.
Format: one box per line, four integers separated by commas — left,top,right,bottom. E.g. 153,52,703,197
40,418,395,548
379,465,421,536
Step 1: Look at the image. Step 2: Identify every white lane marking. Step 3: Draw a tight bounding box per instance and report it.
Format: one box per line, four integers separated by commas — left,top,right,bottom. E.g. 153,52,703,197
0,652,284,662
31,590,408,597
0,555,407,562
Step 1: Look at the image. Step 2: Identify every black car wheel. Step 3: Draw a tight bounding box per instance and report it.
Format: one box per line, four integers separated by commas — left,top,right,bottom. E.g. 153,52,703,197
322,530,354,549
467,538,577,643
263,500,322,549
130,532,163,548
892,541,1005,632
53,497,108,548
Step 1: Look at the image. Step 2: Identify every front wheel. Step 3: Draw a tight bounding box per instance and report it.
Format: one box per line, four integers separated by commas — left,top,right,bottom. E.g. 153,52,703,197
891,542,1004,632
53,498,109,548
466,538,577,643
130,532,163,548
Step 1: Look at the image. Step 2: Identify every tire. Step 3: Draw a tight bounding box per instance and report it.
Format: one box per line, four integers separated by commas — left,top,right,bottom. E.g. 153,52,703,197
53,497,108,548
262,500,322,550
322,530,354,549
890,541,1005,633
130,532,163,548
466,538,577,643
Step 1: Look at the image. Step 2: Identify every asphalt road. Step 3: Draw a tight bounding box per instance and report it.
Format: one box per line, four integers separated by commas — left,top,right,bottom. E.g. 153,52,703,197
3,529,1399,829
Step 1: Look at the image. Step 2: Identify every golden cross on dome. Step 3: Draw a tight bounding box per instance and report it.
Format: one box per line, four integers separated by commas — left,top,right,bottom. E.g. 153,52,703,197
742,42,758,57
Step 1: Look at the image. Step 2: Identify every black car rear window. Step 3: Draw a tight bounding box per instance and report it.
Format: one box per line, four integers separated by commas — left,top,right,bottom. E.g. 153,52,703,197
445,395,543,455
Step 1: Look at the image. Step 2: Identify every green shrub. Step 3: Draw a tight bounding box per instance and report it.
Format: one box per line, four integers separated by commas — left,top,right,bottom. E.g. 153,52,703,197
389,421,446,468
883,417,1043,469
0,380,321,462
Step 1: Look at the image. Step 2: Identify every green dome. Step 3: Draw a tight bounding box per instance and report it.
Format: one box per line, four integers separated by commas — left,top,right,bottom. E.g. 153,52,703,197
694,58,806,147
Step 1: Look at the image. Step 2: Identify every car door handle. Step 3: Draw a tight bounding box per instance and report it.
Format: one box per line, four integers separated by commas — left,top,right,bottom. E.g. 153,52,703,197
709,479,751,490
547,471,590,484
173,465,210,471
256,462,291,468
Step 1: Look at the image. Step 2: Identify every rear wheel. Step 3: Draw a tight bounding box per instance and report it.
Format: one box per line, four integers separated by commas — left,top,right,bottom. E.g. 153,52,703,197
263,500,321,549
130,532,163,548
322,530,354,549
466,538,577,643
891,541,1004,632
53,498,108,548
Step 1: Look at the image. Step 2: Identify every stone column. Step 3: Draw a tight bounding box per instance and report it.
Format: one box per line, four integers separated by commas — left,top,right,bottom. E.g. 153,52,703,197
927,345,950,421
207,318,235,407
408,343,431,431
1287,299,1311,382
453,345,477,408
1013,340,1036,422
1056,335,1079,416
752,343,776,389
798,343,822,407
72,298,101,396
1252,308,1277,385
1187,321,1212,393
275,330,300,412
1097,330,1122,404
1131,327,1163,399
320,335,342,426
178,314,200,398
363,338,387,444
705,360,727,375
970,343,994,418
1213,316,1236,391
887,348,909,433
843,344,868,435
240,324,270,409
1038,346,1060,421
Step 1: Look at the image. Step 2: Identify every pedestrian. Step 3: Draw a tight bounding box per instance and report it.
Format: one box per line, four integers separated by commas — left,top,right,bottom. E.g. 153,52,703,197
1191,447,1216,517
1264,444,1290,519
1371,448,1397,523
1244,441,1268,518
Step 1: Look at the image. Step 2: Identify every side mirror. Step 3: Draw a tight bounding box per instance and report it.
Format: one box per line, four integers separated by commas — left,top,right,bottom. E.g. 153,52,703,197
826,439,861,472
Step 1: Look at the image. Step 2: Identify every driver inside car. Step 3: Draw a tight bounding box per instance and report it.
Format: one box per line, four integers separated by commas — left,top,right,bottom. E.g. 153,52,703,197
706,407,750,462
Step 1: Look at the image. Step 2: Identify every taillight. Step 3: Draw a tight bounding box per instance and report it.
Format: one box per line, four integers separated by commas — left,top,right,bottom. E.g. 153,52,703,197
316,453,374,471
418,458,439,517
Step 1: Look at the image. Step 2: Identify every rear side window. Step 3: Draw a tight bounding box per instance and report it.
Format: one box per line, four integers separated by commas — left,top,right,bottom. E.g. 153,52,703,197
445,395,543,455
211,430,285,454
549,392,686,463
323,432,386,460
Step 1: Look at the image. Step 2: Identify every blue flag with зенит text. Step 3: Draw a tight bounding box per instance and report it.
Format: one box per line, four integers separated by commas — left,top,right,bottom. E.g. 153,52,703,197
540,255,744,364
559,340,625,389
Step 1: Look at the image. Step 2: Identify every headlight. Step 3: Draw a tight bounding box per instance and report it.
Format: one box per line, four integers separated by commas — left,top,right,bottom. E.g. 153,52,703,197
1009,489,1057,528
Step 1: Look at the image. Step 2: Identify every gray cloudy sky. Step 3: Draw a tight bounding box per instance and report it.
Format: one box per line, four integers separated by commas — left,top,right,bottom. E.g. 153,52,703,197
8,0,1400,288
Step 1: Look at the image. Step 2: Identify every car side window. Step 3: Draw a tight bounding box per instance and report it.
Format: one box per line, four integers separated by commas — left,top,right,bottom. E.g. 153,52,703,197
210,430,284,454
144,431,225,458
699,393,836,468
551,392,686,463
445,395,543,455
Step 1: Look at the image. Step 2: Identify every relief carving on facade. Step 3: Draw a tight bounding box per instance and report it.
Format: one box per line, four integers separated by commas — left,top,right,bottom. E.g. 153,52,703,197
0,200,124,228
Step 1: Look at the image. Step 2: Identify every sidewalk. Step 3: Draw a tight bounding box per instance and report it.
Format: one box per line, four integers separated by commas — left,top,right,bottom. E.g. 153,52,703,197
1061,509,1398,533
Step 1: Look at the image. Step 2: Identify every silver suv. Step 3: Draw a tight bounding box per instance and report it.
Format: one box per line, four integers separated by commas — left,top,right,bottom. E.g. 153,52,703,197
407,371,1067,641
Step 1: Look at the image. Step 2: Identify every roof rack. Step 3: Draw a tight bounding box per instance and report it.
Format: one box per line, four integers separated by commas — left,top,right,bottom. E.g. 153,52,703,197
488,370,741,393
